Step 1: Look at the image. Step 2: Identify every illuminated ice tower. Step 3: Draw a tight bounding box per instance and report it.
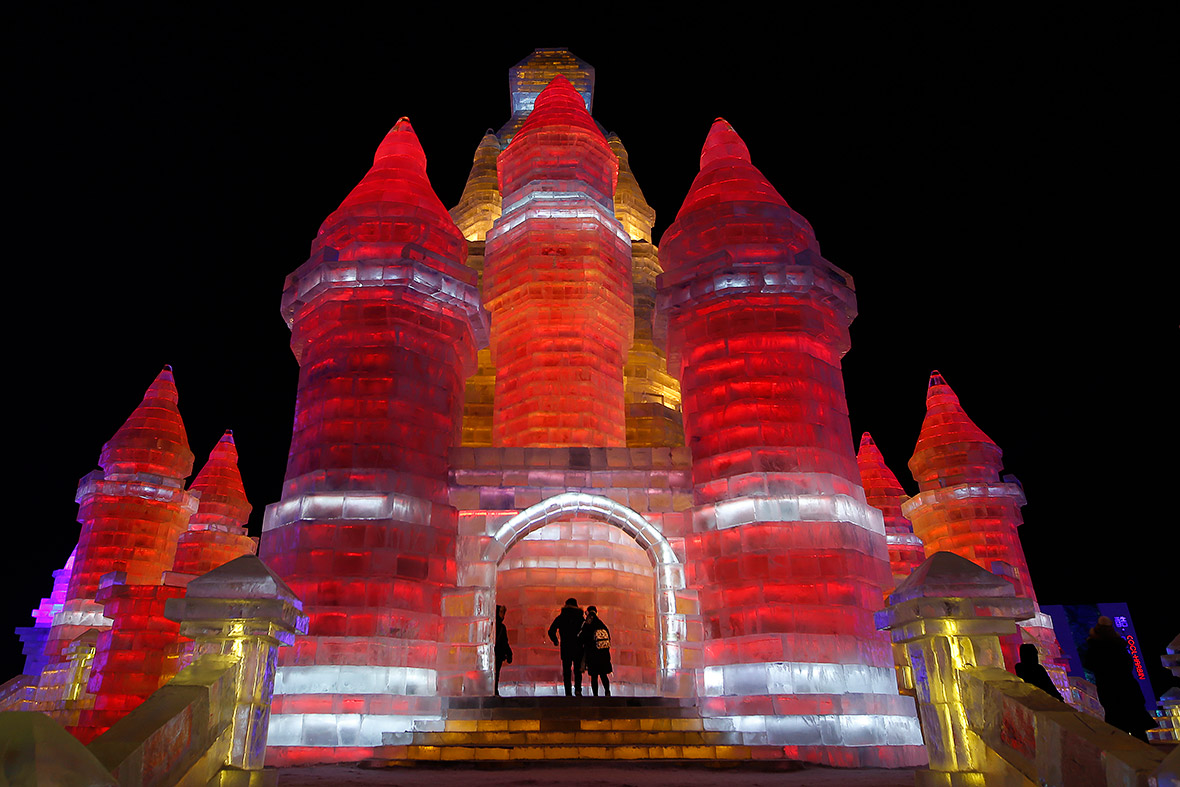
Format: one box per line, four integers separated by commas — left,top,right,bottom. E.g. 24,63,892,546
260,118,487,760
657,120,924,766
903,371,1066,686
484,74,633,446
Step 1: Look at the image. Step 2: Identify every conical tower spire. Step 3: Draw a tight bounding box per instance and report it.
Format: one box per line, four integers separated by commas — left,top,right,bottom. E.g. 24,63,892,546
661,119,817,269
99,365,194,481
608,133,655,242
909,370,1002,490
450,131,502,241
188,430,252,527
857,432,925,593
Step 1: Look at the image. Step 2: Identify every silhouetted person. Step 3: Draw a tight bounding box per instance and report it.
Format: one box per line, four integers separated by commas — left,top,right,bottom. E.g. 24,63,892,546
1082,616,1153,741
548,597,584,696
579,605,612,697
1015,643,1063,701
494,604,512,697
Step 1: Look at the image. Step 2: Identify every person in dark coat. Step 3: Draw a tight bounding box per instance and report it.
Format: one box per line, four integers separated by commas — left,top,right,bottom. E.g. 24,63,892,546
1015,643,1064,701
579,605,612,697
548,597,585,697
494,604,512,697
1082,616,1154,741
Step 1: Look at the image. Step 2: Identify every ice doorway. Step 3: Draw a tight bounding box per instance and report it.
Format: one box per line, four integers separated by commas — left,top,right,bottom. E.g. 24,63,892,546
481,493,697,698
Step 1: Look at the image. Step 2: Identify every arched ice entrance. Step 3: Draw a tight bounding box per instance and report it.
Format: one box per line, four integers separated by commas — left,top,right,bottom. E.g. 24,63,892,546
473,492,698,697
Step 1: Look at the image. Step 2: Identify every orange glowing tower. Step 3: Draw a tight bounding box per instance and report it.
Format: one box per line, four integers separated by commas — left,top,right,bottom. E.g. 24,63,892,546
903,371,1065,681
856,432,925,594
658,120,924,766
484,75,633,446
260,118,487,761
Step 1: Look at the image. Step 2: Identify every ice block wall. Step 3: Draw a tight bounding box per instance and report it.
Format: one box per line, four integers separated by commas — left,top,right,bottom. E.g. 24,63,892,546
657,120,924,767
610,133,684,448
903,371,1066,681
15,548,76,677
484,75,633,447
261,117,487,761
856,432,925,594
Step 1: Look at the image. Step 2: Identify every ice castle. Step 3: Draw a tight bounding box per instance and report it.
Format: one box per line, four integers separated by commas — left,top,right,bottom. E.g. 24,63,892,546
4,49,1072,769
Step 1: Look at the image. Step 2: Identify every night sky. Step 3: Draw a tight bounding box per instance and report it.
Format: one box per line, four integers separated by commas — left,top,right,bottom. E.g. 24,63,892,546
6,9,1174,697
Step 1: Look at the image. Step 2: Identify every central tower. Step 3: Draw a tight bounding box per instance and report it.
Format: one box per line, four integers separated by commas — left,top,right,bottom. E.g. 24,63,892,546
484,75,633,446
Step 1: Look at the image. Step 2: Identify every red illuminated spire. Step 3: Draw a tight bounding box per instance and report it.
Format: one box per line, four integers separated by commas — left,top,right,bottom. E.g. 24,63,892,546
857,432,925,593
188,430,251,527
98,366,194,481
909,370,1002,490
661,119,817,269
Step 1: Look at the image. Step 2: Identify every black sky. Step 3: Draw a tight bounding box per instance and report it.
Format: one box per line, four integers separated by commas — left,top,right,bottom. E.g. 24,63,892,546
6,8,1174,694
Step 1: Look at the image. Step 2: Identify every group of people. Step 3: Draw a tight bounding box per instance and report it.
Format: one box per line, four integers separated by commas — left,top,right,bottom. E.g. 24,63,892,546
1014,615,1154,742
493,597,613,697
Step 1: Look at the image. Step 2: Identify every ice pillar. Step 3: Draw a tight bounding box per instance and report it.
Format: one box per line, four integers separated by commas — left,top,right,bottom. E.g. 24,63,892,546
484,75,633,447
260,118,487,760
657,120,924,766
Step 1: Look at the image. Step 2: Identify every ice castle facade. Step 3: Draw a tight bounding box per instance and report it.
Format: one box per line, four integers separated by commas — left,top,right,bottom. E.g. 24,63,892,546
5,49,1070,770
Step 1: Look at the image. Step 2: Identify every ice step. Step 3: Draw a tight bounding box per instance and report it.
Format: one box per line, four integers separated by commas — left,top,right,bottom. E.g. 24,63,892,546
410,730,743,746
370,743,757,762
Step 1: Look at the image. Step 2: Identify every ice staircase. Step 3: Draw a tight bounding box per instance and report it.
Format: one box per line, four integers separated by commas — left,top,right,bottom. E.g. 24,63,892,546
365,696,763,765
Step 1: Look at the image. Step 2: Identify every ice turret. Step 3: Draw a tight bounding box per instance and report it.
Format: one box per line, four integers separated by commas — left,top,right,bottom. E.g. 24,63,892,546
170,431,256,580
450,132,502,242
857,432,925,594
67,367,198,604
902,372,1066,684
657,120,923,767
909,370,1003,489
484,75,633,446
262,115,487,760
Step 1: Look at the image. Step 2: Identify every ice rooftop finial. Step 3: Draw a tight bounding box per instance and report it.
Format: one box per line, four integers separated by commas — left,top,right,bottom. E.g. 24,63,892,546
700,118,752,169
99,365,193,479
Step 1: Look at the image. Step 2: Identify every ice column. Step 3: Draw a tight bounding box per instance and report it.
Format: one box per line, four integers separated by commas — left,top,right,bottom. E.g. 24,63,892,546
484,75,633,447
903,371,1065,683
261,118,487,761
657,120,924,767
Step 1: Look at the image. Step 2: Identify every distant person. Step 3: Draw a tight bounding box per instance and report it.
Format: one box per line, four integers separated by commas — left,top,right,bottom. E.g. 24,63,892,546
1015,643,1064,701
1082,616,1153,741
494,604,512,697
579,605,613,697
548,597,585,697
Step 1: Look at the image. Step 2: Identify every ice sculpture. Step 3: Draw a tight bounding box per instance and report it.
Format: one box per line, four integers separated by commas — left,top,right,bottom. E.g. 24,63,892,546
656,119,924,766
856,432,925,594
903,371,1066,686
484,75,633,447
260,117,488,760
15,548,76,677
